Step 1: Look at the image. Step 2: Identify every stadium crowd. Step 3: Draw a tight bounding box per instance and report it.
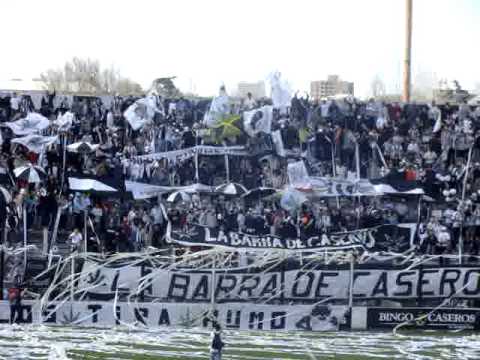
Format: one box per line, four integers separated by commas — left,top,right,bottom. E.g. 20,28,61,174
0,87,480,257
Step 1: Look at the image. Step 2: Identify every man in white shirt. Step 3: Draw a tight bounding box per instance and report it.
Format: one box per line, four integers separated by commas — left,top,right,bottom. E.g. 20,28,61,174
150,204,164,226
243,92,256,111
68,228,83,252
10,93,20,116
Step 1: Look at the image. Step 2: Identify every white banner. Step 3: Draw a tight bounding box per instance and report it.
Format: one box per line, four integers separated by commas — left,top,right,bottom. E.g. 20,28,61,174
77,263,480,302
0,300,346,331
125,181,212,199
135,145,247,162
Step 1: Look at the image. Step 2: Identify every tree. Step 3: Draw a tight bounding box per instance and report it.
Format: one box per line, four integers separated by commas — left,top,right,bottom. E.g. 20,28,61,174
40,57,143,95
370,75,386,99
149,77,182,98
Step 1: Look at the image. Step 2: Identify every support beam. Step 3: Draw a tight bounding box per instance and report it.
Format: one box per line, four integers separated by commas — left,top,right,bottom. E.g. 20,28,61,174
403,0,413,103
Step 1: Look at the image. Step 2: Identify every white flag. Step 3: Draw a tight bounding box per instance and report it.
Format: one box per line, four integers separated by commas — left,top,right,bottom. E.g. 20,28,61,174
124,95,159,131
272,130,285,157
287,161,310,188
243,105,273,137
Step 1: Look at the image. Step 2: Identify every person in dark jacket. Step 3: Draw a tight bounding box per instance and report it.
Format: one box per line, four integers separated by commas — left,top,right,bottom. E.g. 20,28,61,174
210,322,225,360
8,277,24,324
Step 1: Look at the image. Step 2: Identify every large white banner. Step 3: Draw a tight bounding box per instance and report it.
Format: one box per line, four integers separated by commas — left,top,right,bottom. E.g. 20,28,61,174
77,262,480,302
0,300,345,331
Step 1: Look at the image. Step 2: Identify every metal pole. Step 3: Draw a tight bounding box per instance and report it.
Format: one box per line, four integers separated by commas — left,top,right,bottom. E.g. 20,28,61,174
84,210,88,253
223,142,230,183
195,151,199,183
23,205,27,274
459,146,474,264
71,255,75,302
403,0,413,102
348,254,355,309
355,142,360,180
0,238,4,300
210,251,216,324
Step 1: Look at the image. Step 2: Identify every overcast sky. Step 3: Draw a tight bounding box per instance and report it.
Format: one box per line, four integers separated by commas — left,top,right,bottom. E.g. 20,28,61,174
1,0,479,97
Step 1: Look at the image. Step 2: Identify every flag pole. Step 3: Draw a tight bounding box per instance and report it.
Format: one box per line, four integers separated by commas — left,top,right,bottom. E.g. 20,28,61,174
403,0,413,102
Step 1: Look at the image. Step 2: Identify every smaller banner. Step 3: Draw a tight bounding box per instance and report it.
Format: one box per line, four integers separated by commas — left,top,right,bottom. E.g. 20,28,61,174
366,307,480,330
168,223,417,252
135,145,247,162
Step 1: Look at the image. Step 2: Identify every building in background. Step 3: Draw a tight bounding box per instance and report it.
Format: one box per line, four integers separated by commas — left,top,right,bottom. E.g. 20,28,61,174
310,75,354,100
237,81,266,99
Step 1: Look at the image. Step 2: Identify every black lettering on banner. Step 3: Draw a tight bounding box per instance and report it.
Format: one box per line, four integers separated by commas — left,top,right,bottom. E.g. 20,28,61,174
417,269,437,297
87,304,102,323
315,272,339,297
393,271,415,297
43,305,57,323
134,308,149,325
259,274,278,298
192,275,209,300
463,270,480,296
371,272,388,297
352,271,371,297
158,309,171,326
238,276,260,298
440,269,461,296
140,265,153,297
249,312,265,330
226,310,241,329
295,316,312,331
271,311,286,330
215,275,237,299
168,274,190,300
115,306,121,325
110,271,120,293
292,272,314,298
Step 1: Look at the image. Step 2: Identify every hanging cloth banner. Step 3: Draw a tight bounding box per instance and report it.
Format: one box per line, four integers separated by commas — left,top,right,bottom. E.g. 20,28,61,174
125,181,212,199
167,223,417,252
305,177,424,197
134,145,247,162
